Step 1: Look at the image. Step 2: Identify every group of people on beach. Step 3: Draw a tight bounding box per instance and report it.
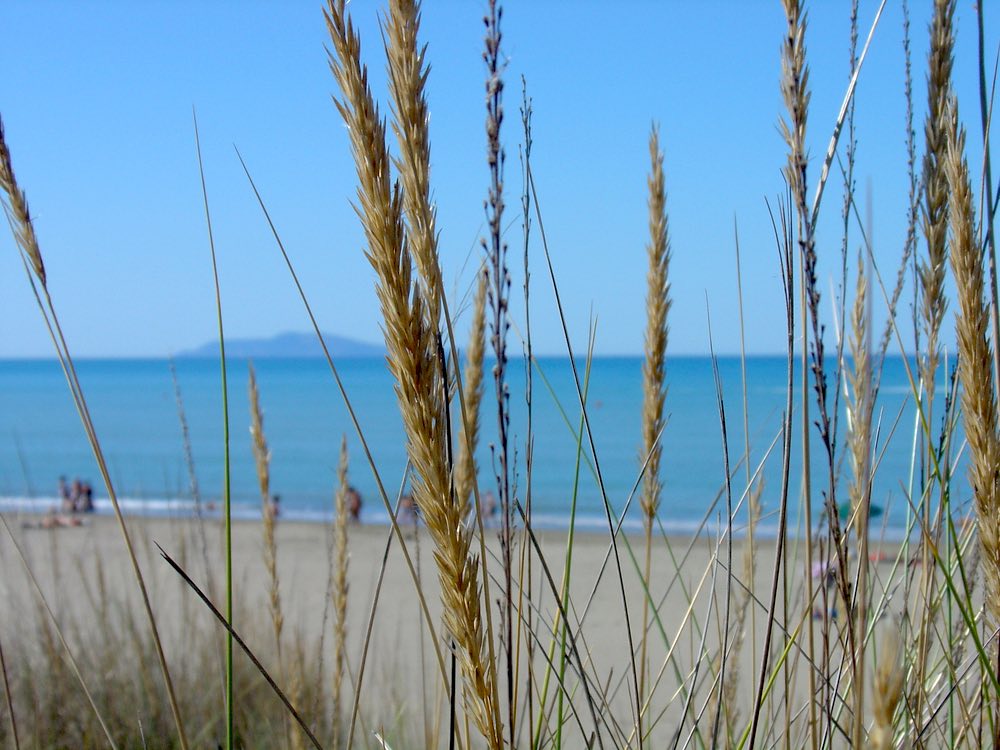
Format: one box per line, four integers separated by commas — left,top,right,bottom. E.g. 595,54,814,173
59,476,95,514
21,475,96,529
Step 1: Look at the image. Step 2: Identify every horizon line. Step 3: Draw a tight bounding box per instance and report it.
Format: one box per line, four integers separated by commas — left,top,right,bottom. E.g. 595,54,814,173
0,350,923,361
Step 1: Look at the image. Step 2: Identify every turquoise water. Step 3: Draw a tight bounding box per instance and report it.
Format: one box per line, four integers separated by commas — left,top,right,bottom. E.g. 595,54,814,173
0,355,961,536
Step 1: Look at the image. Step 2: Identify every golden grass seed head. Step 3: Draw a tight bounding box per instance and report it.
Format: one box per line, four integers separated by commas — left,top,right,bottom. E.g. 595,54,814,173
0,115,46,286
946,119,1000,624
640,123,671,521
327,3,501,744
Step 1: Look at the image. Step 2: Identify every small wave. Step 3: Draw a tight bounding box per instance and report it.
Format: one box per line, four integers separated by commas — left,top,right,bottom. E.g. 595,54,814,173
0,495,915,542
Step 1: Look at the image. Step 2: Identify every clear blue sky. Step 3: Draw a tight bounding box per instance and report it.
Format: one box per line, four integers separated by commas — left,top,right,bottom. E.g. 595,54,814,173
0,1,995,357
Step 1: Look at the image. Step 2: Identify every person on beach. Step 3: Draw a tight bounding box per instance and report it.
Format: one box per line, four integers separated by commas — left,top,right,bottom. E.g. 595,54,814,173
58,476,72,512
267,493,281,520
69,478,83,513
811,558,839,621
42,512,83,529
480,490,497,524
398,492,417,524
22,508,83,530
346,486,362,522
78,481,95,512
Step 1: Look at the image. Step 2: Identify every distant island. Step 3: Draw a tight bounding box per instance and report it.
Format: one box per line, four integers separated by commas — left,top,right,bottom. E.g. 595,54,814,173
178,331,384,359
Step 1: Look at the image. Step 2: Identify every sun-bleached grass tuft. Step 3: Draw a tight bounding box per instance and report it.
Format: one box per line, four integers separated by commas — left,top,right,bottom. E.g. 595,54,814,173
909,0,957,730
946,119,1000,625
248,364,284,674
779,0,810,220
848,249,873,748
324,1,502,746
848,253,873,541
639,124,671,525
386,0,443,326
0,116,45,285
918,0,956,406
638,122,671,722
249,362,307,749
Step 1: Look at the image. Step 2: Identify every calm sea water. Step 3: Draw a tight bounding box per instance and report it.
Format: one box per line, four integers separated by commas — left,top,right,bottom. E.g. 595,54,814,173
0,356,962,536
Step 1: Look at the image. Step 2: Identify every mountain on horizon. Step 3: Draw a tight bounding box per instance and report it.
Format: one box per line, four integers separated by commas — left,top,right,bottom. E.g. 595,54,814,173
178,331,384,359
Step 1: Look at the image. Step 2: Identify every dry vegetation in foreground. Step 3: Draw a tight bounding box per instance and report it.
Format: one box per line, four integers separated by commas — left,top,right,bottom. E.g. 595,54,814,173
2,0,1000,747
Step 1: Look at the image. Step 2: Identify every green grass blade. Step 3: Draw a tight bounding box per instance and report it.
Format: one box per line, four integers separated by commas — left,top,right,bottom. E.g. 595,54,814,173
192,110,234,750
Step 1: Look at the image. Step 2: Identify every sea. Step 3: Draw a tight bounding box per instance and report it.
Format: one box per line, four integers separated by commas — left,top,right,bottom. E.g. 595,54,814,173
0,355,963,538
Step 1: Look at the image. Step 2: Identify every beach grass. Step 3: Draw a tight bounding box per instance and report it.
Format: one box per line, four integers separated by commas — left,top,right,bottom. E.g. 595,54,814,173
1,0,1000,748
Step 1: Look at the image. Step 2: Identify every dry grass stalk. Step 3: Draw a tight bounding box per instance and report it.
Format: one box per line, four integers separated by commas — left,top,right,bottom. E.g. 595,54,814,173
0,116,45,286
638,122,671,717
946,120,1000,626
848,251,873,748
389,73,504,745
775,5,838,748
779,0,831,535
911,0,956,728
324,3,501,746
918,0,956,403
481,2,517,743
780,0,836,520
639,123,671,524
732,477,761,665
868,620,904,750
249,363,294,748
387,10,505,733
516,81,536,743
387,0,443,325
779,0,810,222
249,364,283,656
169,362,222,623
455,269,488,522
711,479,761,745
0,113,189,750
332,435,350,743
848,252,873,541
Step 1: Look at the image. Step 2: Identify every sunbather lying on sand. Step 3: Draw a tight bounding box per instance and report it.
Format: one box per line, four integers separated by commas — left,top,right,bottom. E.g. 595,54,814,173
22,512,84,529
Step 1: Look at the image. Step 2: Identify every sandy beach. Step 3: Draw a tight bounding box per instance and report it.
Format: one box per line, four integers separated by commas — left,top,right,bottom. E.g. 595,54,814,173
0,509,909,747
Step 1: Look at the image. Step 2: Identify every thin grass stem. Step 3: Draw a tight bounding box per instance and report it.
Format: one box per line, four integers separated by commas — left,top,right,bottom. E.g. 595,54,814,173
192,111,234,750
